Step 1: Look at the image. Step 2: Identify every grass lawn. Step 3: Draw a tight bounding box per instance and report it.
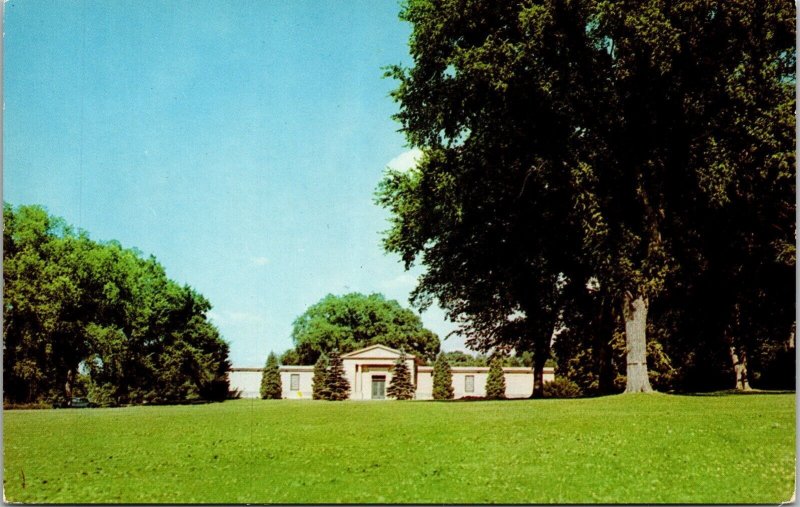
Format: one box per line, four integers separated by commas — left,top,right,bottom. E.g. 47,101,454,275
3,393,795,503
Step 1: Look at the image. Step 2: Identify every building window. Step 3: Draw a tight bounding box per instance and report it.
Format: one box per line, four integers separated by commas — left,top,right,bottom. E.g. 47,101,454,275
465,375,475,393
290,374,300,391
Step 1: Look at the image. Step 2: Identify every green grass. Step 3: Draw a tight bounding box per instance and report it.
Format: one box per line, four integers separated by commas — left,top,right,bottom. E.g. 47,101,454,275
3,393,795,503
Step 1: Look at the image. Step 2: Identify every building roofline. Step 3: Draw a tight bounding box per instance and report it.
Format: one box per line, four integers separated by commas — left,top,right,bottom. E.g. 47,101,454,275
417,366,555,374
279,366,315,372
340,344,416,359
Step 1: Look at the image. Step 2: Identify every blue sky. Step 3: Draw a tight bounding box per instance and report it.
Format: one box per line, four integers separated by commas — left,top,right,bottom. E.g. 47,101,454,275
4,0,466,366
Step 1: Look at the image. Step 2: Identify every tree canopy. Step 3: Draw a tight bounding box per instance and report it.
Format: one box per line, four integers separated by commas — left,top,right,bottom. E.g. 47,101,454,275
288,292,440,364
3,203,231,406
377,0,794,394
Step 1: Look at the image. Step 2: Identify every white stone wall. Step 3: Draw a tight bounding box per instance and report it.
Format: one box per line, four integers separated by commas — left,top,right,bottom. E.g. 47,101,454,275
228,356,555,400
280,367,314,399
451,368,489,398
504,372,534,398
228,369,262,399
415,368,433,400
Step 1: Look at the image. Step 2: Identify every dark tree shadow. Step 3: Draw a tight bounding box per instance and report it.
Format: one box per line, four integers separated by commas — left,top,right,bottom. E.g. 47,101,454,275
673,389,795,397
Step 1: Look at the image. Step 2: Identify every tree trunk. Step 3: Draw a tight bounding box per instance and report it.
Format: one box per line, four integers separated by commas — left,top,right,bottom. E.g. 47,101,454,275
532,358,544,398
65,369,74,400
728,345,752,391
596,299,616,394
623,292,653,393
530,328,550,398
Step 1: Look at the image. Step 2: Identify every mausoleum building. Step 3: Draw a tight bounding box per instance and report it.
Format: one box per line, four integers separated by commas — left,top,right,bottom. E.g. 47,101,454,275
228,344,554,400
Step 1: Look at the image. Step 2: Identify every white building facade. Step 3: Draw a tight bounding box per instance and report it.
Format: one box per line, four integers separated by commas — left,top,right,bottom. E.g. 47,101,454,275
229,344,554,400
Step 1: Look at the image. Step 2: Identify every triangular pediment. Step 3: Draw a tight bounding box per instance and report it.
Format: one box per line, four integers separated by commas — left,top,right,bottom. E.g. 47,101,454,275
340,344,415,360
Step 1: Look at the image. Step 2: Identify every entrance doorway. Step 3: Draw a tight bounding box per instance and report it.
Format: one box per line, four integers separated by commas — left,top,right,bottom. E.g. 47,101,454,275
371,375,386,399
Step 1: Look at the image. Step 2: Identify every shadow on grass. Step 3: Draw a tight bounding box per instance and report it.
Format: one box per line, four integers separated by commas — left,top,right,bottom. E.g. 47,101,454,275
431,396,582,402
673,389,796,397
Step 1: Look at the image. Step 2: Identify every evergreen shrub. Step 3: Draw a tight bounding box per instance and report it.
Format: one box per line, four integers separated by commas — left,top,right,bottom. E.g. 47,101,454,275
542,377,582,398
486,359,506,399
260,352,282,399
432,353,454,400
387,352,415,400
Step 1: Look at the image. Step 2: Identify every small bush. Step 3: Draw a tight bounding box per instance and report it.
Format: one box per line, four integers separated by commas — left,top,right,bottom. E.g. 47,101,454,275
3,401,53,410
87,382,119,407
542,377,582,398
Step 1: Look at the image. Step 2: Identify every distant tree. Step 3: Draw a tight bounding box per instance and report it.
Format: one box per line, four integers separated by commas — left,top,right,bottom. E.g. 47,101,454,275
311,355,329,400
289,293,440,364
324,350,350,401
485,360,506,400
260,352,282,400
432,353,454,400
438,350,487,367
387,352,415,400
279,349,301,366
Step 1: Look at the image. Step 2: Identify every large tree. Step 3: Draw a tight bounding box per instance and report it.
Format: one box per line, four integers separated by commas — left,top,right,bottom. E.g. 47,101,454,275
289,293,440,364
378,0,794,394
3,204,231,406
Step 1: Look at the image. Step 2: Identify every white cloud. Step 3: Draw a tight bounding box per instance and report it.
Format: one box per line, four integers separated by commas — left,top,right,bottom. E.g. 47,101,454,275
386,148,423,173
380,273,418,290
207,310,265,325
251,256,270,266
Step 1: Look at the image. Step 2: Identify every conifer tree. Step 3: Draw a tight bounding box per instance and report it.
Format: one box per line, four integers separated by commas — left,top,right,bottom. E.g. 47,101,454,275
325,350,350,401
432,353,454,400
312,355,330,400
485,359,506,399
260,352,282,399
387,352,415,400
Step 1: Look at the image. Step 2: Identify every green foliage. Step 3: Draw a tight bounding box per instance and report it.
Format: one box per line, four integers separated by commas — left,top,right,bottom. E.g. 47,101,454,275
386,352,415,400
542,378,582,399
432,353,454,400
485,360,506,399
260,353,282,400
279,349,301,366
437,350,536,368
437,351,487,367
312,355,330,400
289,293,440,364
2,203,231,406
378,0,795,393
324,350,350,401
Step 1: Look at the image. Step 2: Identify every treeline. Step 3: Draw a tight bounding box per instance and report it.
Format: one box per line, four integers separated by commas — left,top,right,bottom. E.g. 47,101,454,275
3,204,231,407
433,350,553,369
